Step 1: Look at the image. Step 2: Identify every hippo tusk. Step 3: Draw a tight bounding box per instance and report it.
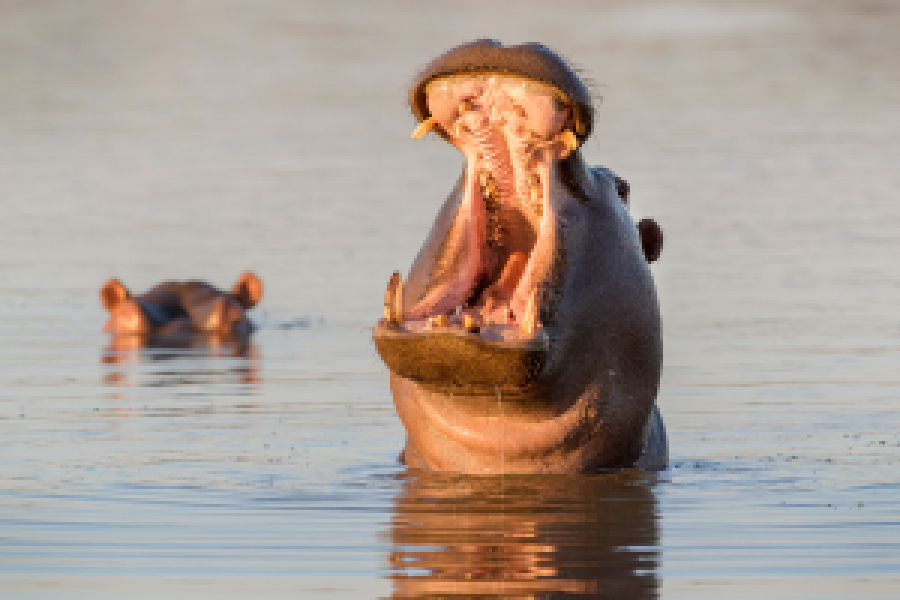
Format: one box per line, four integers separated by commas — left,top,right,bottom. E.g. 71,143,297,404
556,129,578,159
384,271,405,324
411,116,437,140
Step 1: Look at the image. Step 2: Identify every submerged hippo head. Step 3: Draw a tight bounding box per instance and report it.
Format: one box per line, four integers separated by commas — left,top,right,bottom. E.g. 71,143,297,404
373,40,666,474
101,271,263,345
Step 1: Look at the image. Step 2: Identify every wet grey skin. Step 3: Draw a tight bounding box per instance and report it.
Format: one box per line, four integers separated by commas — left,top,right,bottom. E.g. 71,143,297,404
373,40,666,474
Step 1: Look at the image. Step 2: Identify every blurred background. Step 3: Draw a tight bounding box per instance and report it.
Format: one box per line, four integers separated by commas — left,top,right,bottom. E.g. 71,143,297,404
1,1,898,598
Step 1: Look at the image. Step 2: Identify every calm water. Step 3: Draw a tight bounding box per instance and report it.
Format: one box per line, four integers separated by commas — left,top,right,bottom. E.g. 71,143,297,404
1,1,898,598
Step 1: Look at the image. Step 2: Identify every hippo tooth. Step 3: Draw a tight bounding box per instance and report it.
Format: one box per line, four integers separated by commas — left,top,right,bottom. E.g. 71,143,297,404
411,116,437,140
384,271,405,324
428,314,448,328
520,288,540,336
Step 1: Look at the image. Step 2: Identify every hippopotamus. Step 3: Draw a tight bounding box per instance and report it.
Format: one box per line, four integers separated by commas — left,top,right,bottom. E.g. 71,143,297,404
100,271,263,345
372,40,666,474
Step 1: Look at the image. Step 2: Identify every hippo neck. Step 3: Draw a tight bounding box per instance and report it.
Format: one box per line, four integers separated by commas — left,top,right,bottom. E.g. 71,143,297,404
392,374,631,474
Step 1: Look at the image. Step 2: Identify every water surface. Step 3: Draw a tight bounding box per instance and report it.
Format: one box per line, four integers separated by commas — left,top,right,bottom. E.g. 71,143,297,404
1,1,898,597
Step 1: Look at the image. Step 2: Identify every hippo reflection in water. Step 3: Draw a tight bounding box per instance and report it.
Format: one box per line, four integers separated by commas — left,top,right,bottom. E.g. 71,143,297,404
373,40,666,474
389,472,659,596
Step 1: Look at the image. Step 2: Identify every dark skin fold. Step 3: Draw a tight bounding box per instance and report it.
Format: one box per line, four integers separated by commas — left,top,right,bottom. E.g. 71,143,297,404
101,271,263,346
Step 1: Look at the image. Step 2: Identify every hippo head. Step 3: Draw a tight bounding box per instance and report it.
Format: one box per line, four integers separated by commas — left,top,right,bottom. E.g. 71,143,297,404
373,41,665,474
101,271,263,344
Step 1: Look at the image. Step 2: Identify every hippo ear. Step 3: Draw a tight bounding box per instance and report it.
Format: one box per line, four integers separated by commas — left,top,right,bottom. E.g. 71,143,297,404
614,176,630,205
638,219,663,264
101,278,131,312
231,271,263,309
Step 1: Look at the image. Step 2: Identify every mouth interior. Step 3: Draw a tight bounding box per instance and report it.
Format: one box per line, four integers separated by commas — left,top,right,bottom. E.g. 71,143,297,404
395,73,572,342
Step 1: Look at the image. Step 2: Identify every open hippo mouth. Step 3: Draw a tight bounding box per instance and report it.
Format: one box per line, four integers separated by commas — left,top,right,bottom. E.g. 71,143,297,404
373,42,600,395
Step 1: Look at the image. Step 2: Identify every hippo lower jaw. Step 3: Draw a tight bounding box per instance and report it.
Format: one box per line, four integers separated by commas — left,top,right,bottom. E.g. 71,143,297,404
373,164,562,395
